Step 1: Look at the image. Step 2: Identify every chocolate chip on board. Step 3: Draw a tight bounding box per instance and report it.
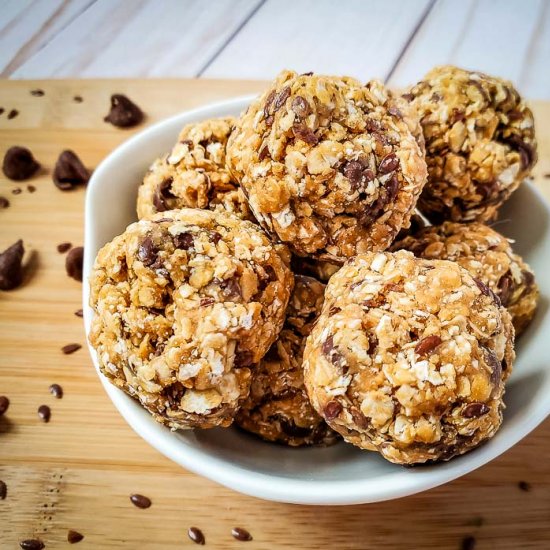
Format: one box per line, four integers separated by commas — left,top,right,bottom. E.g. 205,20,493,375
0,239,25,291
65,246,84,281
37,405,51,422
2,146,40,181
0,396,9,416
53,151,90,190
0,196,10,209
49,384,63,399
67,530,84,544
104,94,144,128
30,89,45,97
57,242,72,253
0,480,6,499
12,187,22,195
7,109,19,120
74,309,84,318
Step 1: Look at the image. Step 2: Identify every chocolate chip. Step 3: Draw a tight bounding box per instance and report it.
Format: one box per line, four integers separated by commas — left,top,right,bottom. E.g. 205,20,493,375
505,135,535,170
7,109,19,120
231,527,253,542
188,527,205,545
378,153,399,174
292,124,318,145
3,146,40,181
0,480,6,499
30,89,44,97
0,396,9,416
67,530,84,544
329,306,341,315
323,400,342,421
73,95,83,103
386,173,399,202
0,239,25,291
19,540,45,550
497,273,513,306
273,87,291,112
258,145,269,161
461,535,476,550
38,404,51,422
265,115,274,126
483,346,502,385
343,160,363,187
137,237,158,266
12,187,22,195
27,185,36,193
463,402,490,418
53,150,90,190
401,92,414,102
57,242,72,253
104,94,144,128
173,232,194,250
264,90,277,118
351,408,369,429
49,384,63,399
220,277,241,299
518,480,531,492
62,343,81,355
65,246,84,281
234,350,254,368
321,335,345,367
388,105,403,118
522,269,535,288
200,297,215,307
414,335,442,356
74,309,84,317
291,95,310,117
130,494,151,509
0,196,9,209
153,177,174,212
210,231,222,244
0,107,4,115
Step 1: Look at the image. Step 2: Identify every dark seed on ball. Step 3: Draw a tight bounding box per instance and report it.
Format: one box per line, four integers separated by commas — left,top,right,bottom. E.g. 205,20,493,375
462,402,490,418
323,400,343,421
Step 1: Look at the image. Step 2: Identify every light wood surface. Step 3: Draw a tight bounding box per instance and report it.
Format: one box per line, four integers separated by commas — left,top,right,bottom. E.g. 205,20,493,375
0,79,549,549
3,0,550,99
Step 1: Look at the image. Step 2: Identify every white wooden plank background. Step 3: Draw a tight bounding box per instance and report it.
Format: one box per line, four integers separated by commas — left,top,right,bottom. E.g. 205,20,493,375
1,0,550,97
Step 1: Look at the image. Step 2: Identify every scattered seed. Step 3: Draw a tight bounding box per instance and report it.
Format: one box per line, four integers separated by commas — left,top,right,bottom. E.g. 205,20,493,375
65,246,84,281
74,309,84,317
27,185,36,193
38,405,51,422
0,196,9,209
0,480,6,499
7,109,19,120
518,480,531,492
19,540,45,550
30,89,44,97
130,494,151,509
73,96,83,103
231,527,252,541
12,187,22,195
188,527,205,545
62,343,81,355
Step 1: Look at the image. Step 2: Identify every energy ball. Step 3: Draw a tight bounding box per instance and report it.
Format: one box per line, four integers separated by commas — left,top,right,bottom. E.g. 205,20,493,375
303,250,514,465
137,117,252,220
406,65,537,223
89,209,293,430
393,222,538,338
236,275,339,446
227,70,427,261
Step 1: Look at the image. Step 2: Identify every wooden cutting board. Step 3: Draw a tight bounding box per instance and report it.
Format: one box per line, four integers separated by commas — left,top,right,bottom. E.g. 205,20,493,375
1,80,549,550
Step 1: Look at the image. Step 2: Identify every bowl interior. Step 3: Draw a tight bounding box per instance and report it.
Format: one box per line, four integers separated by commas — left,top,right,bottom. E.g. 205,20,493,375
83,97,550,505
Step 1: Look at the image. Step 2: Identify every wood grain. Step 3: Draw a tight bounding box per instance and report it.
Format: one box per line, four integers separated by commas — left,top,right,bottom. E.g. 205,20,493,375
1,79,550,549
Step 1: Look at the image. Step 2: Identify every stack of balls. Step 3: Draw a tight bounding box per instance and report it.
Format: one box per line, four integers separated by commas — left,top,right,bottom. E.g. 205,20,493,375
89,66,539,465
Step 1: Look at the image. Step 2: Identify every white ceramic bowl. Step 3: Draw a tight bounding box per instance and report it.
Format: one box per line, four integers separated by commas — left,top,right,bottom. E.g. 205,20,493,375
83,96,550,505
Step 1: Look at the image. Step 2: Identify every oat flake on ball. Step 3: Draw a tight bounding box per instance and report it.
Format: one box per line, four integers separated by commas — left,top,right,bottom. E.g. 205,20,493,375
89,208,293,430
227,70,427,261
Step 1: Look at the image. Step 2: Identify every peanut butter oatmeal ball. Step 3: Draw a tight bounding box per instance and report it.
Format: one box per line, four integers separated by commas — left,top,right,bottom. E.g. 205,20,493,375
393,222,538,338
236,275,339,446
303,250,515,465
89,208,293,430
137,117,252,220
406,65,537,223
227,70,427,261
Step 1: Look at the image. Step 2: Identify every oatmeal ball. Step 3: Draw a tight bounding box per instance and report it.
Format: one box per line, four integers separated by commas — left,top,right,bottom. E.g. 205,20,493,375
137,117,252,220
393,222,538,337
227,70,427,261
291,256,340,283
89,208,293,430
303,250,515,465
406,65,537,223
236,275,339,446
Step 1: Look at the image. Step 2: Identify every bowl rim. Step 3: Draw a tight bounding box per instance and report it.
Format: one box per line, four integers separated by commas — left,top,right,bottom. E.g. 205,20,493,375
83,96,550,505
